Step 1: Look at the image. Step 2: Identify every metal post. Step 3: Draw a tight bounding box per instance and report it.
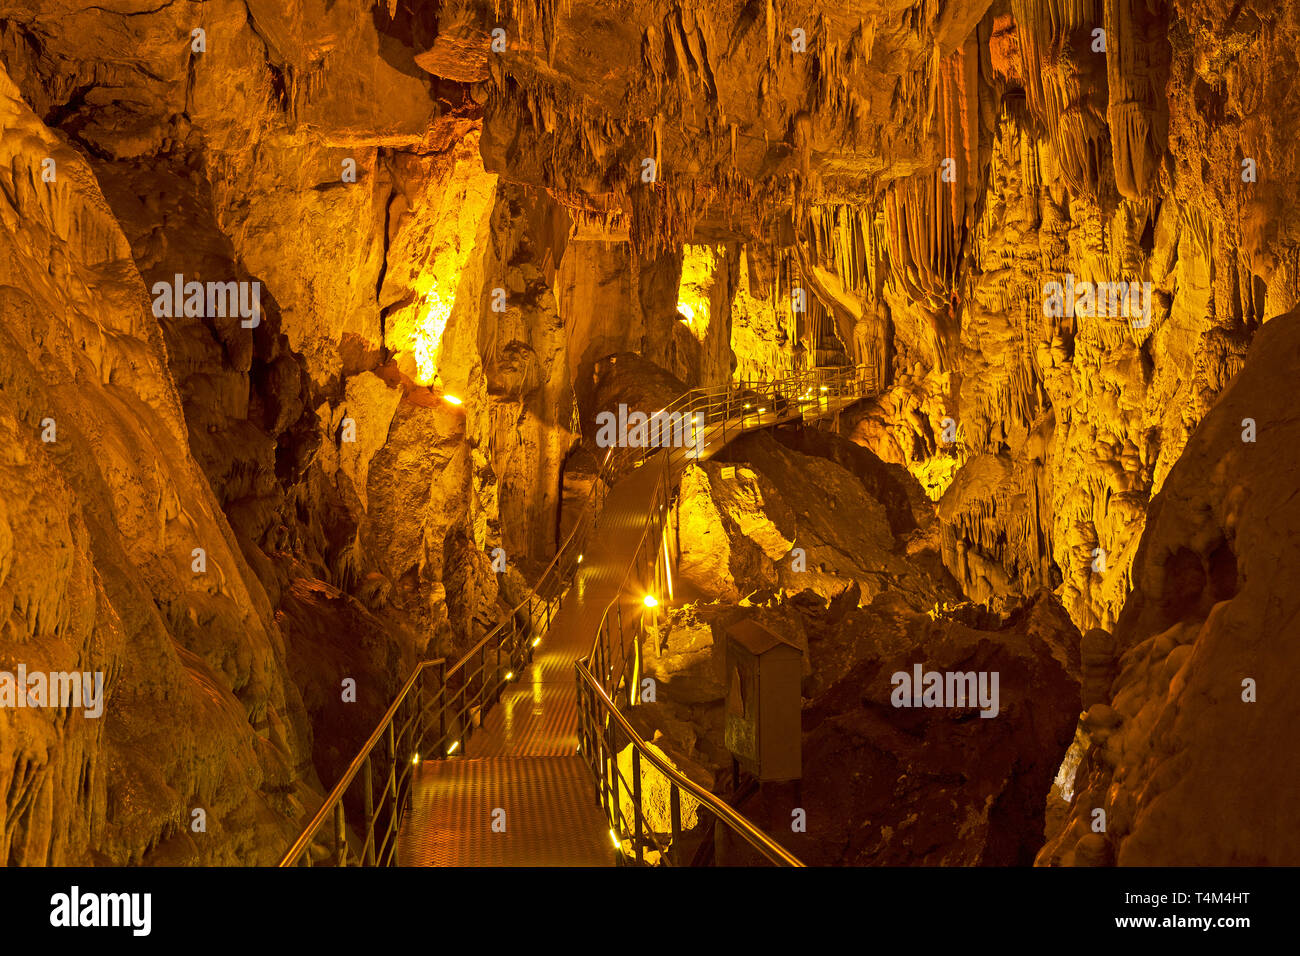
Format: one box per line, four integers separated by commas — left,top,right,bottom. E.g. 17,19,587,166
632,747,644,865
608,721,620,853
363,756,375,865
598,618,606,682
334,801,346,866
438,659,447,749
670,784,681,867
415,678,425,757
387,722,397,808
616,598,624,656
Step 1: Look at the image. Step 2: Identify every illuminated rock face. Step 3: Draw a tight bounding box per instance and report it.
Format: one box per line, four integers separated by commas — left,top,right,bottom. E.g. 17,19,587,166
1040,311,1300,866
0,0,1296,868
672,430,959,609
0,67,310,865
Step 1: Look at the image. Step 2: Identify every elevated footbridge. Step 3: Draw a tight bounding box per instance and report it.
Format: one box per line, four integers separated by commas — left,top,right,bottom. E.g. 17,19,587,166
279,364,877,868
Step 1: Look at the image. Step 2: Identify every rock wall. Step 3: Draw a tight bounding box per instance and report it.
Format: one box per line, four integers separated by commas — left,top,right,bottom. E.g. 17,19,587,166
671,429,958,609
1039,309,1300,865
0,63,310,865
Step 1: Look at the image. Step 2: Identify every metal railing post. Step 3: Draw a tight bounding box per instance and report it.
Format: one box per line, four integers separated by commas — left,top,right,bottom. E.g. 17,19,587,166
415,678,424,756
670,784,681,867
632,747,644,865
333,801,346,866
387,721,397,810
608,720,621,854
616,599,624,664
438,659,447,749
363,756,376,865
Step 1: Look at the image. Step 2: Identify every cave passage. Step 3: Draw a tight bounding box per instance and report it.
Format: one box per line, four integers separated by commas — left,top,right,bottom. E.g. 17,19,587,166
0,0,1296,890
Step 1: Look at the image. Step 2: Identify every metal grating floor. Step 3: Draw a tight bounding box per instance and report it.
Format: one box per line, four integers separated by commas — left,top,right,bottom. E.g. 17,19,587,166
396,756,613,866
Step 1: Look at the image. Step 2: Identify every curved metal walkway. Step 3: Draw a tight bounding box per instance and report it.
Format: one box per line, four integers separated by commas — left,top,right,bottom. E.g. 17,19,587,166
281,365,874,868
394,385,869,866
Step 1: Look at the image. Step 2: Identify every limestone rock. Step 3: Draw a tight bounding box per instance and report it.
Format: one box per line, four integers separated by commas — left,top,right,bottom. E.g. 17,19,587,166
674,429,959,610
1040,308,1300,866
789,590,1082,866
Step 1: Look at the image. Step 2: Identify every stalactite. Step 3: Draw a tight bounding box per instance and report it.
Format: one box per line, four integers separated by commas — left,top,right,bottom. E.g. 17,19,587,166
883,169,962,311
1011,0,1109,195
1104,0,1169,199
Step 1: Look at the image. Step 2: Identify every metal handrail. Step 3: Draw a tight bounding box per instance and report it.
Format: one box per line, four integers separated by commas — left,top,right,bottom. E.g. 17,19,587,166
574,362,876,866
280,362,874,866
577,661,804,867
279,657,443,866
279,443,619,866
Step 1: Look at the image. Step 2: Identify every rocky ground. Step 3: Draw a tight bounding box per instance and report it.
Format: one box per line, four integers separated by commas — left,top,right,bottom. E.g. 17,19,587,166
635,424,1083,864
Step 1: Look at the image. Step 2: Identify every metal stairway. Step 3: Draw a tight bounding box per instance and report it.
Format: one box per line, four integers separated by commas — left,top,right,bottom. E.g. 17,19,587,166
279,364,876,868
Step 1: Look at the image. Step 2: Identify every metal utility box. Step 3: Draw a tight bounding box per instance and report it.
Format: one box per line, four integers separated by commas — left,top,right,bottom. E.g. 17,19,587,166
723,620,802,783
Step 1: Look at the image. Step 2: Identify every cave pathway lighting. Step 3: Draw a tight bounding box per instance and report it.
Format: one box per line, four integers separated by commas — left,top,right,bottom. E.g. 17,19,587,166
643,594,658,609
443,394,463,406
447,741,460,755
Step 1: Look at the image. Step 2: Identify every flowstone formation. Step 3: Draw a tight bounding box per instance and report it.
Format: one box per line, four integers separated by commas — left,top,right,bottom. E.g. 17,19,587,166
1039,311,1300,866
0,0,1293,868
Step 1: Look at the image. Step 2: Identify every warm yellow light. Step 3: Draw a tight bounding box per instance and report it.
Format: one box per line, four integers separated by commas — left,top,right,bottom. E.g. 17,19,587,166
577,554,584,563
532,637,541,647
820,386,828,392
758,408,766,414
412,753,420,765
676,247,714,342
413,277,454,386
505,671,514,681
447,741,459,755
443,394,463,406
643,594,658,609
662,536,674,601
609,829,620,850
